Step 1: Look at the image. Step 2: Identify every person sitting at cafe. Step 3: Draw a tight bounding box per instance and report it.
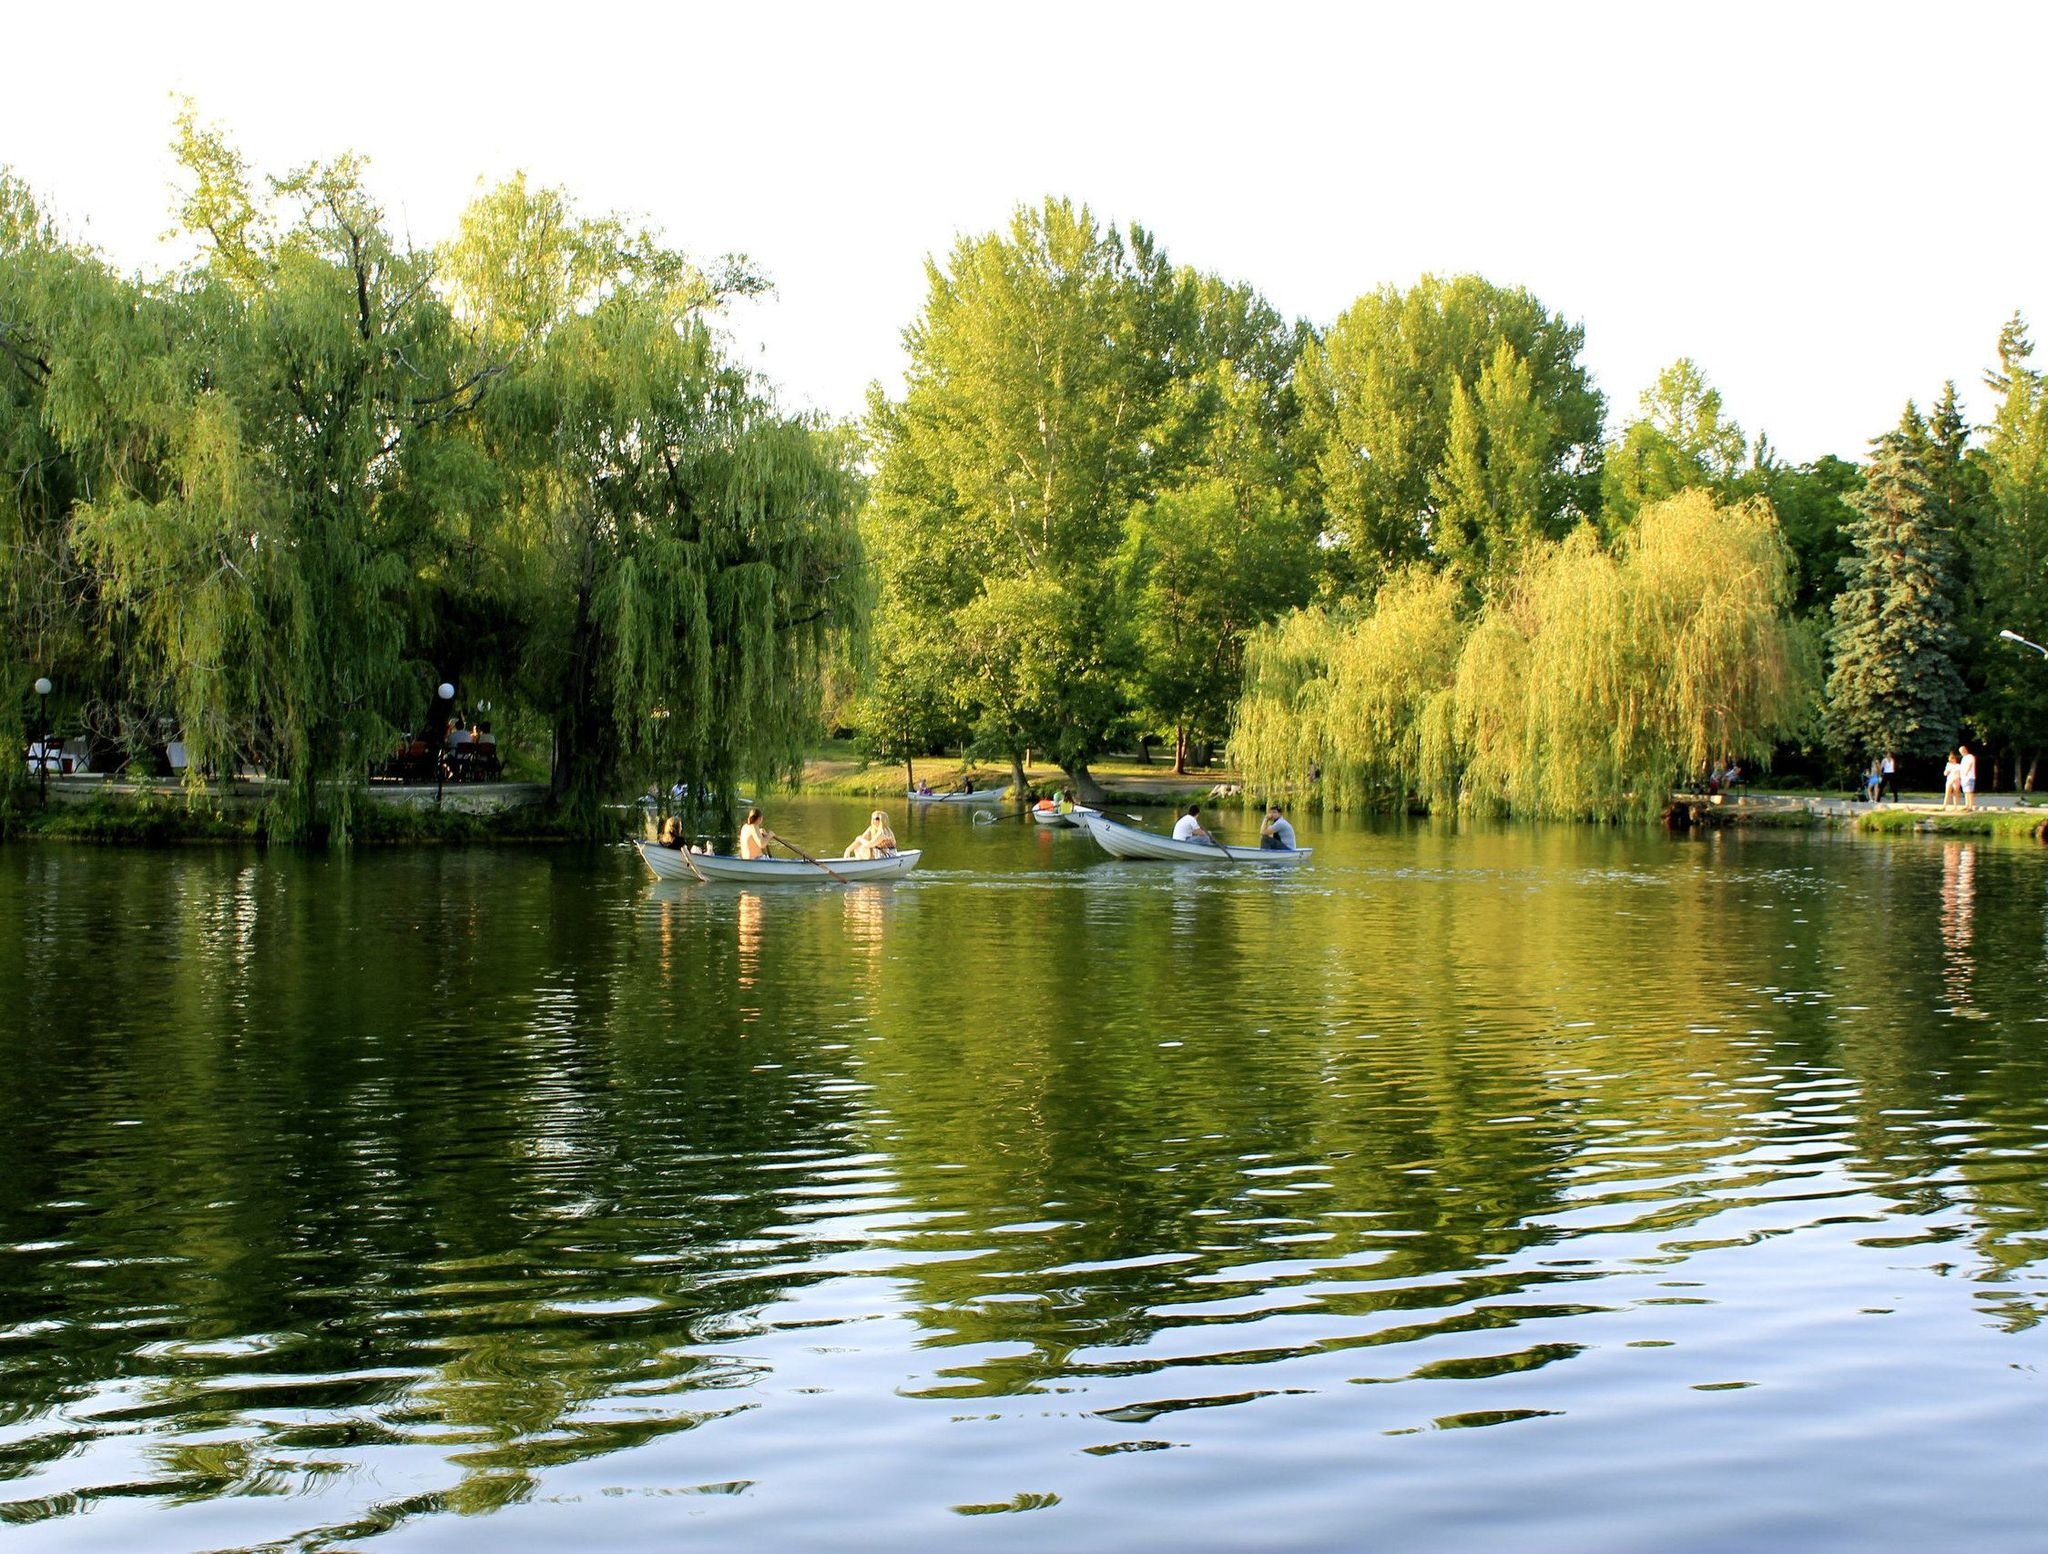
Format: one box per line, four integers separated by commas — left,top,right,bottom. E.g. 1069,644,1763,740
738,808,772,859
846,811,898,858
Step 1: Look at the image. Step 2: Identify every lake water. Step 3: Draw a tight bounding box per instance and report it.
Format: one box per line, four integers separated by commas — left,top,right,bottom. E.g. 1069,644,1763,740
3,800,2046,1553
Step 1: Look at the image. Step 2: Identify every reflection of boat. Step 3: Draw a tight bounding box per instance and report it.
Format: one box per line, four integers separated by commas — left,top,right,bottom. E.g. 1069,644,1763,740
1031,804,1099,829
907,787,1010,804
1079,813,1310,863
636,841,922,882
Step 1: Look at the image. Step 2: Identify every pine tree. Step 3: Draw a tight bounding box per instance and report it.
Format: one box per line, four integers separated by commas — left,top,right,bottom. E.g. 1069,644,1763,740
1823,410,1968,762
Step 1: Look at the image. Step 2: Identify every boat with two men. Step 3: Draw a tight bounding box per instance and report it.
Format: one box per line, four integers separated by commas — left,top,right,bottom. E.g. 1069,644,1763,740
1080,812,1311,864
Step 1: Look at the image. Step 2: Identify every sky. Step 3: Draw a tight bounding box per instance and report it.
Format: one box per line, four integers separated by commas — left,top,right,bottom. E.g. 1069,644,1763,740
5,0,2043,464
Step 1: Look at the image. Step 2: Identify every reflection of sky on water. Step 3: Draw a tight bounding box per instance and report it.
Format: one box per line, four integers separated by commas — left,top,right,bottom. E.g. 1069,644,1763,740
3,815,2047,1553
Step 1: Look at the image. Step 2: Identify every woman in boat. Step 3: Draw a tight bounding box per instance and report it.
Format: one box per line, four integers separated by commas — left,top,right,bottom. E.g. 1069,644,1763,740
846,811,898,859
658,816,685,850
738,809,772,860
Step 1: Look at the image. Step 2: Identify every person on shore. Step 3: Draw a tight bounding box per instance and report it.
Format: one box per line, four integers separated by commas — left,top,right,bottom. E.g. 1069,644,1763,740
1959,745,1977,810
1172,803,1211,844
658,816,685,850
738,808,772,859
846,811,898,859
1259,801,1297,851
1943,751,1962,808
1865,760,1883,803
1881,751,1897,802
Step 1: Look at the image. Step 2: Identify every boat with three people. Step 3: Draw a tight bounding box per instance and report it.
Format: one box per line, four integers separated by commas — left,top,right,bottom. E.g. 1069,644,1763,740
637,841,923,883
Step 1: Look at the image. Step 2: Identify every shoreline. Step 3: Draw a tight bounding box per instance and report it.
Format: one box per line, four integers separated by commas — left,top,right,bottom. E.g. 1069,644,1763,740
6,778,2047,847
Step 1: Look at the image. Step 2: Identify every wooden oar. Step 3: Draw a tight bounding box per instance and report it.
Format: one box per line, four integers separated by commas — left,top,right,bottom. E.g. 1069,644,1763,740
765,830,852,884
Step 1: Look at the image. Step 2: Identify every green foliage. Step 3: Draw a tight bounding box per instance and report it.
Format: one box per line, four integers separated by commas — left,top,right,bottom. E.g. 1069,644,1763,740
1122,478,1312,768
862,198,1301,792
1965,315,2048,768
1823,411,1968,762
3,117,863,847
1296,274,1604,593
1601,358,1749,529
1237,493,1815,818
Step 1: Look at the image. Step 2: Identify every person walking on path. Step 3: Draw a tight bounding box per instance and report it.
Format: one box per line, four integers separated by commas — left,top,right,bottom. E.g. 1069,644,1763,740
1881,752,1897,803
1959,745,1978,810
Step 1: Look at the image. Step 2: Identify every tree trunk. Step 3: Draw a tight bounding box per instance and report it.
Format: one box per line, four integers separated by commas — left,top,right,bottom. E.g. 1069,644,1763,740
1062,760,1107,805
1173,726,1188,775
1137,735,1152,766
1010,749,1028,799
2026,753,2039,794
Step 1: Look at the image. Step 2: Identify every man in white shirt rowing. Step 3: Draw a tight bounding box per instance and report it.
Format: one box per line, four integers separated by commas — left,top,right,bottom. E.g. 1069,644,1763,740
1171,803,1209,843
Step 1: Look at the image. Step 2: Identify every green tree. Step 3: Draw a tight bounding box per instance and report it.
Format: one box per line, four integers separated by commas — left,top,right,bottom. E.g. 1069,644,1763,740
70,113,500,843
1742,451,1863,616
1237,492,1813,818
1823,410,1968,765
864,198,1230,798
1601,357,1748,529
1296,274,1604,592
1966,317,2048,786
1123,478,1310,771
447,178,863,834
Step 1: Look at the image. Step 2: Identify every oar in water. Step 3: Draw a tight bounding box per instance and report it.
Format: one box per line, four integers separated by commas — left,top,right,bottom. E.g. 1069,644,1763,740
765,830,852,884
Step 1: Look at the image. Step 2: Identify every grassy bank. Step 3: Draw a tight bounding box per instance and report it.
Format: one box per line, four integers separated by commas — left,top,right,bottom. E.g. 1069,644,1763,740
800,746,1242,806
3,790,594,846
1851,806,2048,839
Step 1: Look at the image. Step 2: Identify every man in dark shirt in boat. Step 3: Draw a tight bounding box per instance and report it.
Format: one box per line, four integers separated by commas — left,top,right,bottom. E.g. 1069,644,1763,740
1259,802,1296,851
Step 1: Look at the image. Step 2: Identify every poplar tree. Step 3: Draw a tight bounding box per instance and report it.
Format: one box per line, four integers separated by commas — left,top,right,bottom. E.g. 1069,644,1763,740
865,199,1215,798
1600,358,1749,531
1823,411,1967,763
1968,317,2048,784
1296,274,1603,593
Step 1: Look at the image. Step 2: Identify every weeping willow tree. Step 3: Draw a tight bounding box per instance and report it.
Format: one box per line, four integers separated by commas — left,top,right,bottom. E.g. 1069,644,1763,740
65,113,499,844
1236,491,1815,817
1233,570,1465,810
447,180,864,836
0,174,191,814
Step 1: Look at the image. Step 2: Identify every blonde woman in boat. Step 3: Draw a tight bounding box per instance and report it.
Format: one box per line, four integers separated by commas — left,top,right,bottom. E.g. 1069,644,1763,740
846,810,898,859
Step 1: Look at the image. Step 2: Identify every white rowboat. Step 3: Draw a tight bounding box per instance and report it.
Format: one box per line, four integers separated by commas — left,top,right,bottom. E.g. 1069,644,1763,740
637,841,922,882
1079,813,1310,864
907,787,1010,804
1031,804,1099,829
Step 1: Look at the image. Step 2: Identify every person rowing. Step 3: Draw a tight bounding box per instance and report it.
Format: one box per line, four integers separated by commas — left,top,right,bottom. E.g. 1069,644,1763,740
1171,803,1211,844
1259,801,1296,851
845,811,898,859
738,808,773,860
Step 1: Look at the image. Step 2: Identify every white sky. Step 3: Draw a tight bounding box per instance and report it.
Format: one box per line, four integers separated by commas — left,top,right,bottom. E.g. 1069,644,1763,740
5,0,2041,464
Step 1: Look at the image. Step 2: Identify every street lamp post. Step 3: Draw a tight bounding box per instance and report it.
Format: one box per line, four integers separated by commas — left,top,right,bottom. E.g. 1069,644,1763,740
435,680,455,806
32,677,51,803
1998,628,2048,659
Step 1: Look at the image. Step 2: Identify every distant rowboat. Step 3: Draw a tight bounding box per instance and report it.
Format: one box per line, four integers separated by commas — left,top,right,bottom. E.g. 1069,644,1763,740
907,787,1010,804
1079,813,1310,864
1031,804,1099,829
636,841,922,882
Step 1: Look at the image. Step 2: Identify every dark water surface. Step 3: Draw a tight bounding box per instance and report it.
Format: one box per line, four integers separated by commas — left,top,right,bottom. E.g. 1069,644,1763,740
3,801,2046,1553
